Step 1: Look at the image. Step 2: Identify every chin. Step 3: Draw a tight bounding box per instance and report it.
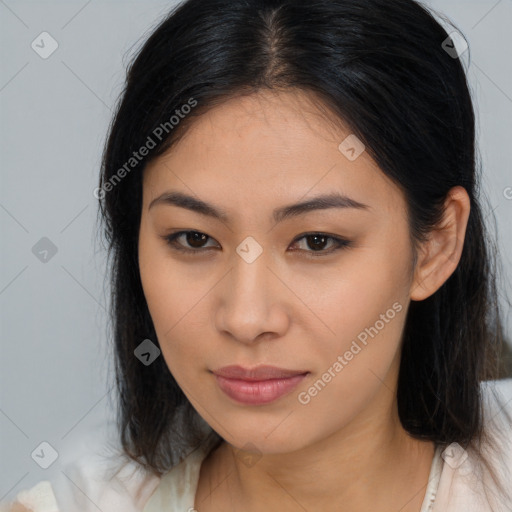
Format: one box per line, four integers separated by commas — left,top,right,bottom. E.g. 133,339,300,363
213,416,317,455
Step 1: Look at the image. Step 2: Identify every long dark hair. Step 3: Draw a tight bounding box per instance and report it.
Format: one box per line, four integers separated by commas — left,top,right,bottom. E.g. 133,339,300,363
96,0,512,505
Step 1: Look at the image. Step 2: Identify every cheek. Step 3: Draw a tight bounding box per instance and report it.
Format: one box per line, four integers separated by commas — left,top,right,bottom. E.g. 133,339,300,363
138,233,208,373
292,275,408,443
141,277,207,372
299,252,409,349
295,241,411,395
139,223,202,328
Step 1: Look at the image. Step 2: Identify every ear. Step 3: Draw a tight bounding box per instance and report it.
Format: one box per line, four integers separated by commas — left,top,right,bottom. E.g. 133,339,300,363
410,186,471,301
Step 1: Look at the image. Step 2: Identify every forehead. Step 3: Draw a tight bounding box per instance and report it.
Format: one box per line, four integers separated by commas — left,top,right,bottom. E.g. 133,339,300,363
142,89,406,220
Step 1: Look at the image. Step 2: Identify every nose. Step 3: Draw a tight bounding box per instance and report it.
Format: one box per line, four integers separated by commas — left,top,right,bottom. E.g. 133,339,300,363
214,247,290,345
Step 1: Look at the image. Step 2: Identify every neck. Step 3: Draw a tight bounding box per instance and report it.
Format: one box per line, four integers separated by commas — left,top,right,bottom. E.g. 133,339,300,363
196,385,436,512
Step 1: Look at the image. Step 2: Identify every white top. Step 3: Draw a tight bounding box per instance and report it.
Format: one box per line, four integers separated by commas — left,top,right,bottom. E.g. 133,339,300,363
2,379,512,512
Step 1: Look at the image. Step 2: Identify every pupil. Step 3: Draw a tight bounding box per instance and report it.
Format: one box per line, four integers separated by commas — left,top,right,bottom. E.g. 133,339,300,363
188,232,207,248
308,234,326,251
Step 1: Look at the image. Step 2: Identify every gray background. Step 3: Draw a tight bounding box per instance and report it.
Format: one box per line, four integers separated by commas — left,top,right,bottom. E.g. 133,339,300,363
1,0,511,501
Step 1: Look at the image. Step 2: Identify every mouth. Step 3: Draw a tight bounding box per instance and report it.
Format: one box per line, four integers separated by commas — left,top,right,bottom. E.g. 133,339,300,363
211,365,310,405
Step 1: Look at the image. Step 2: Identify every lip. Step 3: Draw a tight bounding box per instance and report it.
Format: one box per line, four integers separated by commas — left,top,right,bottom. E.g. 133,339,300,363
213,365,309,380
212,365,309,405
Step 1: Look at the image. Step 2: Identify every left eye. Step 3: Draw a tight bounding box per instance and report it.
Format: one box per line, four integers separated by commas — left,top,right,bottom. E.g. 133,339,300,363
291,233,351,255
163,231,352,257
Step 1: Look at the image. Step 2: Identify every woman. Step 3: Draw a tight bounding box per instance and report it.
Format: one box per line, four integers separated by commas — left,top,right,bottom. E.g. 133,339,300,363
3,0,512,510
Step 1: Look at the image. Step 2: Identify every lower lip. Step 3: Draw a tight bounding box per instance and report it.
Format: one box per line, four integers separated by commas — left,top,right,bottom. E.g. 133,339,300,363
213,373,308,405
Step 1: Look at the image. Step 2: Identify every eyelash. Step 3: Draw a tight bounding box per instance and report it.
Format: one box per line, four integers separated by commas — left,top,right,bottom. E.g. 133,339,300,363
162,230,353,258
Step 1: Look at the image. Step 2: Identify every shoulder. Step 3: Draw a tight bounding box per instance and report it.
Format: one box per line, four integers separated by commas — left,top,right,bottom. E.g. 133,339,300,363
481,378,512,473
0,421,161,512
479,377,512,465
0,461,159,512
481,377,512,415
480,377,512,468
143,429,222,511
0,481,58,512
434,378,512,512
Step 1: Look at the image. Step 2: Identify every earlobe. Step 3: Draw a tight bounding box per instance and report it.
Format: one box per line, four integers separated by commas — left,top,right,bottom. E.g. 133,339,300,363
410,186,471,301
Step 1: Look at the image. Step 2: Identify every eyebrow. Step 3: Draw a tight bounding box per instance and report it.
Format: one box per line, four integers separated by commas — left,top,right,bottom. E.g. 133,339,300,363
148,190,371,223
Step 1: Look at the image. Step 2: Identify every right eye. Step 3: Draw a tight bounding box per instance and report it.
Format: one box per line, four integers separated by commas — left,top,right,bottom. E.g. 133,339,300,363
163,230,220,254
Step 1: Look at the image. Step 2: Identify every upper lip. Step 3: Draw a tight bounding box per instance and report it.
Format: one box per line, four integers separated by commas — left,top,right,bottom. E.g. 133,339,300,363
212,365,309,381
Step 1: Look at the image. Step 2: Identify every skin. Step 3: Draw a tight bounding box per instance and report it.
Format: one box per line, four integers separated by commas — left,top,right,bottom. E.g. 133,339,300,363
138,89,470,512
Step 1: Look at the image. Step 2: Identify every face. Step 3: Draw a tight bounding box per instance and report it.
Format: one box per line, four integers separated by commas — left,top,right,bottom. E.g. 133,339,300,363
138,89,416,454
